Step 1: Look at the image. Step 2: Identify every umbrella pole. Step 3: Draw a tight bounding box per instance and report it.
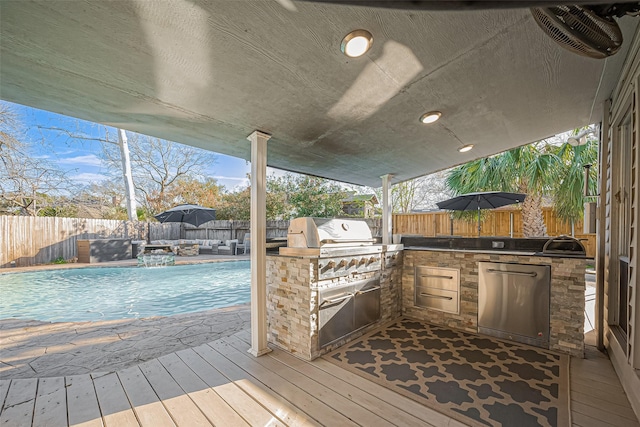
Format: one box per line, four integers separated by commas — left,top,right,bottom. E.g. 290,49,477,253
477,206,481,237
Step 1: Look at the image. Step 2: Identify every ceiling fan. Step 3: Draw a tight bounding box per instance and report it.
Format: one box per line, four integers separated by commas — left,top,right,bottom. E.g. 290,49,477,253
298,1,640,59
531,3,639,59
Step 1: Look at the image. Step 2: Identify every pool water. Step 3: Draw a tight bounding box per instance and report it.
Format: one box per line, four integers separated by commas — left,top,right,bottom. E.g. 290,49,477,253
0,261,251,322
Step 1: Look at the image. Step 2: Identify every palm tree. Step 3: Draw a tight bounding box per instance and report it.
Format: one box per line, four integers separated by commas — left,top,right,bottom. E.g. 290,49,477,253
446,133,597,237
552,137,598,224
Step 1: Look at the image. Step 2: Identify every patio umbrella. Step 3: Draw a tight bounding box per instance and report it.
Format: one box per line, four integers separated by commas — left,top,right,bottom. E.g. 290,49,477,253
436,191,526,237
154,204,216,227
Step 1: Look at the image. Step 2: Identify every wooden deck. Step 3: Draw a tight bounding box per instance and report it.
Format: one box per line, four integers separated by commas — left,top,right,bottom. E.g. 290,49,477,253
0,329,638,427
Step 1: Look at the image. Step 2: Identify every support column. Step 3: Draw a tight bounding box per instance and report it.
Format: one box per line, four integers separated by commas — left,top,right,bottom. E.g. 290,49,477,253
248,130,271,357
596,100,609,351
381,174,393,244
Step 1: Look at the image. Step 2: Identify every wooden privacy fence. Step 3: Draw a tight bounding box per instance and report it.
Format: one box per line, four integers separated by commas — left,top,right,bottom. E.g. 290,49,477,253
1,217,291,268
1,216,382,267
393,208,596,258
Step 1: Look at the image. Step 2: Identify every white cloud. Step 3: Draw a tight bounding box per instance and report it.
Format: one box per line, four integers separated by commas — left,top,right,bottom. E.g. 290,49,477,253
70,172,108,184
58,154,102,167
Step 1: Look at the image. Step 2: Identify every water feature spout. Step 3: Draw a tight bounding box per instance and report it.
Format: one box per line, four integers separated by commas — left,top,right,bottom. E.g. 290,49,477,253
138,253,175,267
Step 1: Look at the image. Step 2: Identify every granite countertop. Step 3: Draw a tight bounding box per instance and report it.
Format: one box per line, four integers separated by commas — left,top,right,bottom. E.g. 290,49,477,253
404,246,592,259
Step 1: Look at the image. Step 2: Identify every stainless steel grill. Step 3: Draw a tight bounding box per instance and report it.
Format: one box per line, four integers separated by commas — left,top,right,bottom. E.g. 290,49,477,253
280,218,383,280
280,218,384,347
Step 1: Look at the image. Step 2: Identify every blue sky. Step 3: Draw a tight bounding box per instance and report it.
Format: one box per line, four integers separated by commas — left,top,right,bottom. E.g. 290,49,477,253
8,101,256,191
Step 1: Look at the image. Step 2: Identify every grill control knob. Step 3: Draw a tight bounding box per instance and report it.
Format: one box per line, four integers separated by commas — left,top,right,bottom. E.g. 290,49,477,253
359,258,367,265
327,261,336,268
349,259,357,267
338,259,347,267
368,257,377,264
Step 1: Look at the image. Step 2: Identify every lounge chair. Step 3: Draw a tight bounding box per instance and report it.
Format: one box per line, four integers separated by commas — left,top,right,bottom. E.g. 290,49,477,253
218,239,238,255
235,233,250,255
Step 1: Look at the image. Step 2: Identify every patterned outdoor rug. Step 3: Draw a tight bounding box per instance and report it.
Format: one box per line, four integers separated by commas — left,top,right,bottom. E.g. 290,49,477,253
325,318,569,427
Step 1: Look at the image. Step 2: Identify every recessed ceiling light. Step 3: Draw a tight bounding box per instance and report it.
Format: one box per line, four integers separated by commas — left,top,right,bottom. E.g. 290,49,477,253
458,144,474,153
420,111,441,124
341,30,373,58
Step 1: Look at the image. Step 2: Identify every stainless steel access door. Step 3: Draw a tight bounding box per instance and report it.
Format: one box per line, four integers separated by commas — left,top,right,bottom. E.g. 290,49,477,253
318,283,354,347
354,278,381,330
478,262,551,348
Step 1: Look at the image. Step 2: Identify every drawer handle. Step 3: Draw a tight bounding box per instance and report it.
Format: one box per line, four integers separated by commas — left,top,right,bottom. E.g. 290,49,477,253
420,293,453,300
321,294,353,306
486,268,537,277
356,286,381,295
421,274,454,280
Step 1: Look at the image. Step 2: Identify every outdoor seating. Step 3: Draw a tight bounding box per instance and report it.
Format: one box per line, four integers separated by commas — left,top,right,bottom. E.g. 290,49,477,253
143,243,175,254
197,239,220,254
218,239,237,255
177,243,199,256
235,233,250,255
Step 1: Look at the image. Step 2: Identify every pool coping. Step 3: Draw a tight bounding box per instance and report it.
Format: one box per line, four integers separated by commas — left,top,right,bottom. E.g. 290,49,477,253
0,253,249,275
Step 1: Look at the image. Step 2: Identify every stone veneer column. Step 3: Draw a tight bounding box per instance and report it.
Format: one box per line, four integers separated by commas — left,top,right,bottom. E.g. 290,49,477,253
266,256,315,359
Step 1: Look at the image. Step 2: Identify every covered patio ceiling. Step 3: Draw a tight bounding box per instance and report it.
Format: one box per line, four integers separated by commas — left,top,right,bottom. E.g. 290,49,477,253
0,1,638,187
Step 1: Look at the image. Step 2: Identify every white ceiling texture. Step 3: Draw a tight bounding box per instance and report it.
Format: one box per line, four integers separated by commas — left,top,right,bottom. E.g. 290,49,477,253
1,1,638,187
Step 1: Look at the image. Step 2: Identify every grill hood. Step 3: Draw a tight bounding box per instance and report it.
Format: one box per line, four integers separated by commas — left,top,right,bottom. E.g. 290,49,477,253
287,217,376,249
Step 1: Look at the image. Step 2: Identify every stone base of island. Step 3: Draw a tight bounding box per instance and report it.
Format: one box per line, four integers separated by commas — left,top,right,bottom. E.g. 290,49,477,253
265,237,588,360
266,246,403,361
402,248,586,357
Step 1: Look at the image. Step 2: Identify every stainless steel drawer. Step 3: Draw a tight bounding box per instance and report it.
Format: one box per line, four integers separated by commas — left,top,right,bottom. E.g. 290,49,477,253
415,266,460,291
415,286,459,314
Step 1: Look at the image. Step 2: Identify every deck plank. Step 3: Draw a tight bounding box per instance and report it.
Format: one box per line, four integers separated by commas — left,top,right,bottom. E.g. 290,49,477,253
117,366,175,427
137,359,212,427
157,352,250,427
570,375,631,398
232,330,464,426
32,377,67,427
571,389,638,421
310,354,467,427
211,338,360,427
187,345,293,427
92,372,139,427
570,384,633,408
262,341,439,427
178,346,288,425
66,375,104,427
571,357,616,377
570,365,624,387
571,401,640,427
572,411,613,427
0,378,37,427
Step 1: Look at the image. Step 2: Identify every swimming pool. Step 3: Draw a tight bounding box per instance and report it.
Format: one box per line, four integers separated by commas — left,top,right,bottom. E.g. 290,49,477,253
0,261,250,322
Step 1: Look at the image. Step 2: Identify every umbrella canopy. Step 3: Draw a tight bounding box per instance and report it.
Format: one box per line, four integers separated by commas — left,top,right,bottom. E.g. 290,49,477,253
436,191,526,237
154,204,216,227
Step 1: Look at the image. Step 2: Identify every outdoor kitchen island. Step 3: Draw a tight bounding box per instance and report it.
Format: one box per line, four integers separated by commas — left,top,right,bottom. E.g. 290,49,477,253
401,236,590,358
265,218,403,360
